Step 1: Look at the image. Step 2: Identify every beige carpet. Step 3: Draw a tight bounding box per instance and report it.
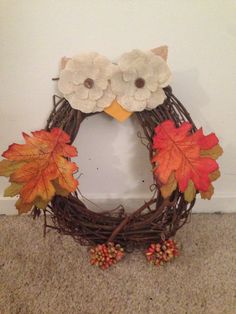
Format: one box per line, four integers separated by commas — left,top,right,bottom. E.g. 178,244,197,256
0,214,236,314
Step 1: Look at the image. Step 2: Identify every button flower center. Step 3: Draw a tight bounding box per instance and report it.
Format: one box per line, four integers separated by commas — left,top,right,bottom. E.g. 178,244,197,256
84,78,94,89
135,78,145,88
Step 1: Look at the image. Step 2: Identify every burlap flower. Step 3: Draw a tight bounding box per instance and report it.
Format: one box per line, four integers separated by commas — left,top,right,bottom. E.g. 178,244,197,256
58,52,115,113
110,49,171,112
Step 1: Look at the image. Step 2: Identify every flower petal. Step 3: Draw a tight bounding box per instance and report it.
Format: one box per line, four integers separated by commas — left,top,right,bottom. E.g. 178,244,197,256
72,70,87,84
88,85,103,100
79,100,97,113
58,70,76,94
96,77,108,89
73,64,99,80
110,71,124,94
118,95,146,112
136,63,151,79
146,88,166,109
70,52,98,70
111,71,135,96
95,86,115,109
150,55,171,87
145,76,158,92
93,54,111,71
74,85,89,99
118,49,146,71
122,69,137,82
134,87,151,101
67,94,96,113
65,58,79,71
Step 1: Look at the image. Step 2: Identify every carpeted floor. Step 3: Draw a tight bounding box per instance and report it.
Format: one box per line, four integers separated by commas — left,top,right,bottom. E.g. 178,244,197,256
0,214,235,314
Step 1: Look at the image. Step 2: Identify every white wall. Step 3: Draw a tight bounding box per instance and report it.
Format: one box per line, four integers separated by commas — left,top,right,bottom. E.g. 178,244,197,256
0,0,236,214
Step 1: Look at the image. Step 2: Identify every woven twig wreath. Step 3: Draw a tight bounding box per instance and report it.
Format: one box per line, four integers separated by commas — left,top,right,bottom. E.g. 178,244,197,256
0,48,223,268
41,86,196,248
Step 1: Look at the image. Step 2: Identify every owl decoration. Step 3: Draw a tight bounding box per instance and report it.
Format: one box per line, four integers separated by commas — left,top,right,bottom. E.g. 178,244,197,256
0,46,223,269
57,46,171,121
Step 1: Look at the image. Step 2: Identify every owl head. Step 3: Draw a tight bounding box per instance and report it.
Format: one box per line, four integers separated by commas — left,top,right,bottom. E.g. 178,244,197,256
58,46,171,122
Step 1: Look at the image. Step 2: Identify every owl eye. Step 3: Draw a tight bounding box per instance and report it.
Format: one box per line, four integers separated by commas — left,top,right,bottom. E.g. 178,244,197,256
110,49,171,112
135,77,145,88
57,53,115,113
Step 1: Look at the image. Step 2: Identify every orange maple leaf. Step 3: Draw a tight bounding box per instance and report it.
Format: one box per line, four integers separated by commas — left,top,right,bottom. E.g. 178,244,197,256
152,120,221,194
0,128,78,213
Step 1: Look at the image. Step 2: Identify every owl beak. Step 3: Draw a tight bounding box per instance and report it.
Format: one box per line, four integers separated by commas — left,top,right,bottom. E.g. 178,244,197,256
104,99,132,122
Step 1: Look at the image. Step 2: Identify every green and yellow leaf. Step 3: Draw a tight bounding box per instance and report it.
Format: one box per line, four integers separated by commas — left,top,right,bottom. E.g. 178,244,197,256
200,184,214,200
200,144,223,160
209,169,221,182
0,160,25,177
160,172,177,199
34,198,49,209
184,180,196,203
4,183,23,197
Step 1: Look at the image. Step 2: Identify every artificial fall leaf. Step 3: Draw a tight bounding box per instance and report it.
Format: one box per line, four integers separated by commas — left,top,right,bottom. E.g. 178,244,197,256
15,198,33,214
200,184,214,200
152,120,222,200
209,169,221,182
52,179,71,197
160,172,177,199
0,160,25,177
15,197,49,213
4,182,23,197
3,128,77,161
184,180,196,203
34,198,50,209
0,128,78,213
199,170,220,201
200,144,223,160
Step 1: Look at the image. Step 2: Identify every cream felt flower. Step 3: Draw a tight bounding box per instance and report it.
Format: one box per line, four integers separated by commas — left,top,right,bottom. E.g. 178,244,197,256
110,49,171,112
58,52,115,113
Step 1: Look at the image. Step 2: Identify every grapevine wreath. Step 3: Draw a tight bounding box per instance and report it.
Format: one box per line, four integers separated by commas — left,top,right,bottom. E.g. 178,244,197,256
0,46,223,269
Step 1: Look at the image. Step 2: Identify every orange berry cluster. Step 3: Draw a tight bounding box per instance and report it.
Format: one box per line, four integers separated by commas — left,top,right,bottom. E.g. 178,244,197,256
90,242,125,270
146,239,179,266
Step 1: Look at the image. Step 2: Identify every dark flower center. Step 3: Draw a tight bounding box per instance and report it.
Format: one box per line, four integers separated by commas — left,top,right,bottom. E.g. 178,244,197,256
135,78,145,88
84,78,94,89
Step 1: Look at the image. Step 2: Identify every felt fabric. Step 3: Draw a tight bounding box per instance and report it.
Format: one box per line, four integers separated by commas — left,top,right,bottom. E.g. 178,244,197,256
58,52,115,113
104,99,132,122
110,49,171,112
57,47,171,116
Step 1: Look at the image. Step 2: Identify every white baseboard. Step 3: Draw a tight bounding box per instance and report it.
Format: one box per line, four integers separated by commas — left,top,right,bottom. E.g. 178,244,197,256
0,197,19,215
1,194,236,215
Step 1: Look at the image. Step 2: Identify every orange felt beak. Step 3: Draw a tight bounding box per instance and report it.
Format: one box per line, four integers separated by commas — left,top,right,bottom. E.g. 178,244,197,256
104,99,132,122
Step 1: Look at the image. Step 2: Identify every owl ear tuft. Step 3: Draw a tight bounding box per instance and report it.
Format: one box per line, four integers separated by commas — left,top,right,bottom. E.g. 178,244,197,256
151,46,168,61
60,57,71,70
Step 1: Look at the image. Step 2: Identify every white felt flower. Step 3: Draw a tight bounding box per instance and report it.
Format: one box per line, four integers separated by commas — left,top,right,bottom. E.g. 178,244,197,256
110,49,171,112
58,52,115,113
